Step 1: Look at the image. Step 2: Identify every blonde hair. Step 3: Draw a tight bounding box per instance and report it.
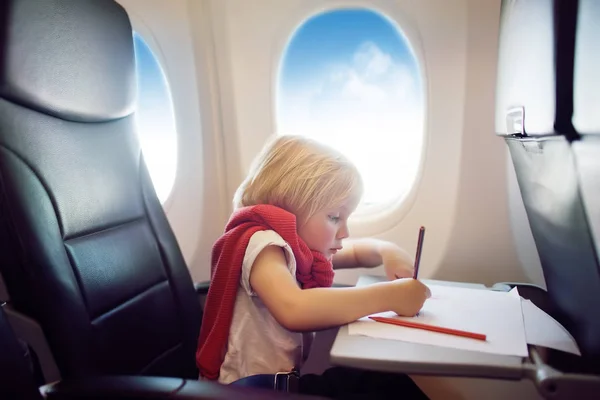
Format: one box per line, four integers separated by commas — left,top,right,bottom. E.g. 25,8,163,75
233,135,363,223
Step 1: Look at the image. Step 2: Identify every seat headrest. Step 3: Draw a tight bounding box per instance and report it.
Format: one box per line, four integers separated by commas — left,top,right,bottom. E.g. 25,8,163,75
0,0,136,123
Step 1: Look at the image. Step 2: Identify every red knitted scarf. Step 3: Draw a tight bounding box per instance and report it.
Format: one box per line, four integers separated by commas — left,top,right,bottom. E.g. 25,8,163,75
195,204,334,380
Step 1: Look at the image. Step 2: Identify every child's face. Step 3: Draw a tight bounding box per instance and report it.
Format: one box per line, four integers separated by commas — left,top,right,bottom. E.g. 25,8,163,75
297,193,360,259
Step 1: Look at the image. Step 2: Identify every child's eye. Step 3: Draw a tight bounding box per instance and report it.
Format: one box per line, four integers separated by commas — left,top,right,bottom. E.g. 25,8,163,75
328,215,340,223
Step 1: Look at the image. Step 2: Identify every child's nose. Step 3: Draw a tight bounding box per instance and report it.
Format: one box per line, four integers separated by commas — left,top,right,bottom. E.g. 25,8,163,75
337,224,350,239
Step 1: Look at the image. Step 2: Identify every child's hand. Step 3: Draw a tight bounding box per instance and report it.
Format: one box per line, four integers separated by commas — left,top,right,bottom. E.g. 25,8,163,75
388,278,431,316
381,243,414,280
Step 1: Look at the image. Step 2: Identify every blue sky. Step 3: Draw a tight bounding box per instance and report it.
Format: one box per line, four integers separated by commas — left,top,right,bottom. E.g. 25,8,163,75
277,9,424,208
280,9,417,86
133,32,177,203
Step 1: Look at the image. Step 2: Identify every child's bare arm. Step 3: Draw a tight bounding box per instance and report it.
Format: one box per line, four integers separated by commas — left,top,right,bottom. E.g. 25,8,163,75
331,238,379,268
333,238,414,279
249,245,430,332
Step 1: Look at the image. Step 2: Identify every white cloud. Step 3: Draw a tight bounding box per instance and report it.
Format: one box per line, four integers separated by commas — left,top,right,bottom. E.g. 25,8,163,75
341,70,387,102
353,41,393,78
324,42,418,112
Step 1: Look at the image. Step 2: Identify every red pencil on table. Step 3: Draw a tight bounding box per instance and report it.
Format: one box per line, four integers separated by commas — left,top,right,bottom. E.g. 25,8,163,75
368,316,487,341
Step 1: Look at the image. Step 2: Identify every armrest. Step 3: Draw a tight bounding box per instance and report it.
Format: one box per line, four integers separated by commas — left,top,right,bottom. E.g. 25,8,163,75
195,281,211,310
42,375,322,399
4,304,61,383
194,281,210,295
42,376,183,399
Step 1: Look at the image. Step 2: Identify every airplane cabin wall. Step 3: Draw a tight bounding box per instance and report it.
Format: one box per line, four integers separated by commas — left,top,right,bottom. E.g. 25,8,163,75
113,0,546,289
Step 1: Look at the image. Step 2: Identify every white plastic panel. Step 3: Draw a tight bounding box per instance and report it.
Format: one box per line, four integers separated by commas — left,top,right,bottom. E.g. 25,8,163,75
573,0,600,135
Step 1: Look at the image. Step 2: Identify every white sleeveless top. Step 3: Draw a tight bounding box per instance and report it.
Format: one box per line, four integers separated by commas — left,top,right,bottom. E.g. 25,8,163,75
217,230,313,384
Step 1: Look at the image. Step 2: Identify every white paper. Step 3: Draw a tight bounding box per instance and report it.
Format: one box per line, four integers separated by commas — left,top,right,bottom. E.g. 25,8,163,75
348,284,529,357
509,288,580,356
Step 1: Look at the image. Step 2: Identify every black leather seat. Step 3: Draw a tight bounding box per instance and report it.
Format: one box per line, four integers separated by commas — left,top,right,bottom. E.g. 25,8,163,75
495,0,599,372
0,0,202,380
0,2,311,398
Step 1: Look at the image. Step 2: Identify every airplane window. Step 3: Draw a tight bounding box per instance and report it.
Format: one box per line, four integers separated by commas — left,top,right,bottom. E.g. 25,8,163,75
133,32,178,204
277,9,424,212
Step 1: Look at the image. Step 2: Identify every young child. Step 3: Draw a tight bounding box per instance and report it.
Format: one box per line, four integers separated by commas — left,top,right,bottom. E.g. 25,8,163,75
196,135,431,398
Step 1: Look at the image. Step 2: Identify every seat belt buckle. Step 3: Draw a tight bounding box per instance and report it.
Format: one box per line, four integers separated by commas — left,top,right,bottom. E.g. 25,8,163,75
274,368,300,392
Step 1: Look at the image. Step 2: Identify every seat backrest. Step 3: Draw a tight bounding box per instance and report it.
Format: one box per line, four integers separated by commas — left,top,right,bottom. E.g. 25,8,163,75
0,305,42,400
0,0,202,379
496,0,600,370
